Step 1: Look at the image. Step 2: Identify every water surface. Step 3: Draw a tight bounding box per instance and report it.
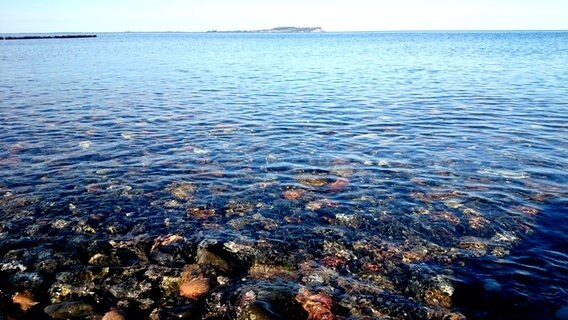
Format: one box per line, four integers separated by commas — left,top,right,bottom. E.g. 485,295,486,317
1,32,567,319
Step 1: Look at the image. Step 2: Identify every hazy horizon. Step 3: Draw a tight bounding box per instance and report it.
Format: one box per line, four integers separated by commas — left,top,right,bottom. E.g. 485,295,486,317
2,28,568,35
1,0,567,34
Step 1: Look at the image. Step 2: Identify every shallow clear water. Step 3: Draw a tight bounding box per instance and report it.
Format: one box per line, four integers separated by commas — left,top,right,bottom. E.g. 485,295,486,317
1,32,567,319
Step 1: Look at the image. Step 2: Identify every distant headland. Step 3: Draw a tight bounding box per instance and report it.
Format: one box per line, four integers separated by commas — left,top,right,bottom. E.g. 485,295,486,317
207,27,324,33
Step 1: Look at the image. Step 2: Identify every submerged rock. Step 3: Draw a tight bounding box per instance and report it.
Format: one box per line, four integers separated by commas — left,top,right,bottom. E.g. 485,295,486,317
102,309,126,320
180,276,210,300
296,175,329,187
230,280,307,320
282,188,305,201
78,141,92,150
12,291,39,312
196,239,255,276
240,301,284,320
44,301,95,319
166,182,196,201
151,304,200,319
327,178,349,193
295,288,334,320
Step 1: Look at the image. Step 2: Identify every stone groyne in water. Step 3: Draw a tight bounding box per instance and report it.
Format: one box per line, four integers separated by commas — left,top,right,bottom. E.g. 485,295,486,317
1,34,97,40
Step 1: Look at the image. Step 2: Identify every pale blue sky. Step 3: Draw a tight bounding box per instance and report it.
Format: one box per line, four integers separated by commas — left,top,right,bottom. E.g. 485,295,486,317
1,0,567,33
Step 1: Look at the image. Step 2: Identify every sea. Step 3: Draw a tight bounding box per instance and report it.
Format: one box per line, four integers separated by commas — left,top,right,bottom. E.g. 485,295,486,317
0,31,567,320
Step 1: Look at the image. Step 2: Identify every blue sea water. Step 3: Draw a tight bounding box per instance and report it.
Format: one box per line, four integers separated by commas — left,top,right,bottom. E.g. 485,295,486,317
0,32,567,319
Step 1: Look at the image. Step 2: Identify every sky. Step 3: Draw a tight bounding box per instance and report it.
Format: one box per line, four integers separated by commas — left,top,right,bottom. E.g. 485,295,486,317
1,0,567,33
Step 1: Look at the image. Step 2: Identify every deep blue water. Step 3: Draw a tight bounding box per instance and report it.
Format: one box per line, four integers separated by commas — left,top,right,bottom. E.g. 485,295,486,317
1,32,567,319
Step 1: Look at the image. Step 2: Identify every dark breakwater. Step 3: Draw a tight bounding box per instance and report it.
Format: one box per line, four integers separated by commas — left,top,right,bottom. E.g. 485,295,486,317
1,34,97,40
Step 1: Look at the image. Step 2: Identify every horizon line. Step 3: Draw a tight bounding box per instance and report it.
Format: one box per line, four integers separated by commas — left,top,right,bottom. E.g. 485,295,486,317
2,29,568,35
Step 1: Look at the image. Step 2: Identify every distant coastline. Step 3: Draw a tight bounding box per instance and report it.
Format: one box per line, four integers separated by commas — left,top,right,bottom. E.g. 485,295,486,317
207,27,324,33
